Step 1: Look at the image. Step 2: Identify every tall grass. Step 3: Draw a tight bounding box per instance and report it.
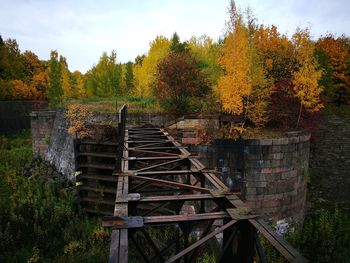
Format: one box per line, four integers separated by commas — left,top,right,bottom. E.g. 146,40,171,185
0,131,110,262
60,96,163,114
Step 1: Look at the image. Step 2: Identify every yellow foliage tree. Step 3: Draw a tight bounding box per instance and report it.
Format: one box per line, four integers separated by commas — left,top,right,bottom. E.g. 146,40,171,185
133,36,170,97
72,71,86,98
60,57,73,99
188,35,222,87
292,28,323,127
216,1,272,128
217,2,250,116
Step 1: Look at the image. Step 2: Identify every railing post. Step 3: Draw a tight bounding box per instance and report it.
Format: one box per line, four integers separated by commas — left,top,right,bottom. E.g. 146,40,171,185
116,104,128,171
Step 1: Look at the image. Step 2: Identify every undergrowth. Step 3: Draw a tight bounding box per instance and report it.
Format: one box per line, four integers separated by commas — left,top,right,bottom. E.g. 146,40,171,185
0,131,110,262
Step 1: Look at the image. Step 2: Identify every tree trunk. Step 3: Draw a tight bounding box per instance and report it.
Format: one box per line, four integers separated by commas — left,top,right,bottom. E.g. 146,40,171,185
296,103,303,128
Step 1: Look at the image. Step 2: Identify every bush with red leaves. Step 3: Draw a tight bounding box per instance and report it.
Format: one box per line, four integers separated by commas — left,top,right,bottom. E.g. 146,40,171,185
268,79,321,132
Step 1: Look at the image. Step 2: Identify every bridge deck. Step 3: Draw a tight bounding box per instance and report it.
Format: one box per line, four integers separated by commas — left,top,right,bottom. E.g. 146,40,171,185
104,106,308,263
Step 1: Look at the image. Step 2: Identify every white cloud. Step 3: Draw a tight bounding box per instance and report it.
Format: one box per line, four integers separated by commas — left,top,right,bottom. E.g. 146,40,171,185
0,0,349,72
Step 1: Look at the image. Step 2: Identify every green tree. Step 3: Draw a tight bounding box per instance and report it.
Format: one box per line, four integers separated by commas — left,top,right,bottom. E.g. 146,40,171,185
0,37,25,84
188,35,223,87
124,61,134,93
86,51,122,97
170,32,188,53
48,50,63,105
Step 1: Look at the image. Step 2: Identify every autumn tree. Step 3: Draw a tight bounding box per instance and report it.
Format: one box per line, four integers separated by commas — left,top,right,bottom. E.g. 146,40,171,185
134,36,171,97
253,25,296,81
216,1,272,128
292,28,323,127
86,51,122,97
156,52,209,116
48,50,63,105
66,103,93,139
170,32,188,53
316,35,350,104
0,38,24,81
11,79,41,100
31,71,49,99
188,35,223,87
72,71,86,98
60,56,73,99
124,61,134,93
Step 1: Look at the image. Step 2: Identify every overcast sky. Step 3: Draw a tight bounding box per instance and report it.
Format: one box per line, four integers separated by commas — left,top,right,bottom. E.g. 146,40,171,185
1,0,349,73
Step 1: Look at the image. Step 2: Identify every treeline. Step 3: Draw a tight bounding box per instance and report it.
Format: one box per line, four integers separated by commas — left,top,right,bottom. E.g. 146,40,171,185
1,1,350,128
0,38,134,103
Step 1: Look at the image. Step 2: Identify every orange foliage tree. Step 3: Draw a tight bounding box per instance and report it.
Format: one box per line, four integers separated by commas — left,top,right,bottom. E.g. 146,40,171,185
11,79,41,100
316,35,350,104
66,104,93,139
253,25,295,80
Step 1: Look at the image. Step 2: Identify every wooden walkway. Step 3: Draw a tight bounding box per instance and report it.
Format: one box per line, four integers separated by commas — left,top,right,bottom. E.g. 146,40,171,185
101,105,308,263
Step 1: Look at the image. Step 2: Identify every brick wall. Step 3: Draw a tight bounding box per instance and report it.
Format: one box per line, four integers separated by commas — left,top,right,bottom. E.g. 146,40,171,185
190,133,310,223
30,111,56,155
243,134,310,222
309,113,350,208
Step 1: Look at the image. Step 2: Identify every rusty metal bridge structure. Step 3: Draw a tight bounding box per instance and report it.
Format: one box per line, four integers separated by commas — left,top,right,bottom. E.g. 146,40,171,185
76,105,308,263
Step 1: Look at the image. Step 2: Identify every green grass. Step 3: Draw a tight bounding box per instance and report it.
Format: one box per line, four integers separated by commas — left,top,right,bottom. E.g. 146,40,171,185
60,95,164,114
0,131,110,262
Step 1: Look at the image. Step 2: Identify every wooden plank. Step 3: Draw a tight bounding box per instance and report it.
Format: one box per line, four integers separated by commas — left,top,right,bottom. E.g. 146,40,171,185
136,158,184,172
133,141,171,149
118,228,128,263
225,194,246,208
130,148,180,156
136,170,193,176
137,194,214,202
76,174,118,182
127,156,180,161
165,220,238,262
103,216,144,228
77,152,117,158
78,185,117,194
109,230,120,263
83,208,114,216
249,219,308,263
77,140,118,146
77,162,115,170
127,139,171,143
79,197,115,206
226,208,256,220
204,172,229,191
129,175,211,193
143,212,230,224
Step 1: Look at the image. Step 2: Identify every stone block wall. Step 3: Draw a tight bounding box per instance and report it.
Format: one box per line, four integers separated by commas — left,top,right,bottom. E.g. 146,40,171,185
243,134,310,222
45,109,76,181
309,113,350,208
30,111,56,155
189,133,310,223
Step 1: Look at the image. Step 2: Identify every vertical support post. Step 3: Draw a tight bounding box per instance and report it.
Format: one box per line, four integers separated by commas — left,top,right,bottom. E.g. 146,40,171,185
220,220,255,263
237,220,255,263
200,177,205,213
109,105,129,263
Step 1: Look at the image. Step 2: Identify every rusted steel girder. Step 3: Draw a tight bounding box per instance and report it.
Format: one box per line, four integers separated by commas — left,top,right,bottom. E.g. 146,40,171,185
106,107,308,263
